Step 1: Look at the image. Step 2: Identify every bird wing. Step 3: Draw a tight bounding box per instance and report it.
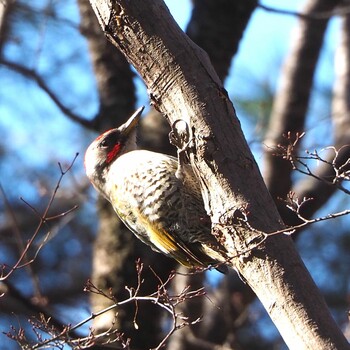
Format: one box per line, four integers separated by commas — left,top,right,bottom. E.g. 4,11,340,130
108,150,228,269
120,208,209,268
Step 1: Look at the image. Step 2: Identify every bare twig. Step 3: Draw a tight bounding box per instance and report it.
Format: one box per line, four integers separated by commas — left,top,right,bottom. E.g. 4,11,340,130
258,3,350,20
0,154,79,281
0,184,44,302
235,193,350,240
7,262,206,350
276,133,350,195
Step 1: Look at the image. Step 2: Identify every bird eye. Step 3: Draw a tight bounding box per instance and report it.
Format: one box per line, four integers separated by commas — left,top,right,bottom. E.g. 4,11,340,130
99,133,116,148
98,130,123,149
100,139,110,148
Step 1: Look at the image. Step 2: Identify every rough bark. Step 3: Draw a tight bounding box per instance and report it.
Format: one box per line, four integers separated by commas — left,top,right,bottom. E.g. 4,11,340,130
263,0,342,225
139,0,258,151
89,0,350,349
171,2,258,348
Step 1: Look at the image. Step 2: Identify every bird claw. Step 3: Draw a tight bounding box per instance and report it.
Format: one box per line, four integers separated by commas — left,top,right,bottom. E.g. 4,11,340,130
169,119,194,180
169,119,192,149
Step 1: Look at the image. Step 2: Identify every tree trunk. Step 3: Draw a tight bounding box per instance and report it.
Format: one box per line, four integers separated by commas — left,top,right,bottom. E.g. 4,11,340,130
186,0,257,81
89,0,350,349
263,0,341,226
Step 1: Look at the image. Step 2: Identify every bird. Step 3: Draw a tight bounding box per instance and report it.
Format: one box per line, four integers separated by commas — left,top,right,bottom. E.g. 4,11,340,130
84,107,229,273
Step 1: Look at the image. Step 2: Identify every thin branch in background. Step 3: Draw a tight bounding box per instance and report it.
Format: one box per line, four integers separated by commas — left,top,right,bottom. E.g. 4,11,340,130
235,187,350,237
6,261,205,350
0,59,95,129
258,3,350,20
279,193,350,230
275,132,350,195
174,192,350,273
0,154,79,282
0,183,44,303
210,192,350,262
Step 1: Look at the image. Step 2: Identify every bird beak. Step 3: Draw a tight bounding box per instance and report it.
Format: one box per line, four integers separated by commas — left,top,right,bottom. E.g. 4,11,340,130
120,106,145,136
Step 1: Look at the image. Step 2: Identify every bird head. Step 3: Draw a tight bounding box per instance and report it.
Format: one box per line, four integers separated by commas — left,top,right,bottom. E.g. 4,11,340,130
84,106,144,193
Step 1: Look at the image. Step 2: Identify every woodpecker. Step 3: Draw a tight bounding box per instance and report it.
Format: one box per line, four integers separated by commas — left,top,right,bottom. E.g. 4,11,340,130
85,107,229,273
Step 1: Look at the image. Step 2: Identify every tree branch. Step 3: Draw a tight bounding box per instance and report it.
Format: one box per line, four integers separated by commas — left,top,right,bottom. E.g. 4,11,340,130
0,59,94,129
258,2,350,20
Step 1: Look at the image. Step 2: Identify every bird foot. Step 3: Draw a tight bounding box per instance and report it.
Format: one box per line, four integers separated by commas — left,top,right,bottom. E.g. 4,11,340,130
169,119,194,179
